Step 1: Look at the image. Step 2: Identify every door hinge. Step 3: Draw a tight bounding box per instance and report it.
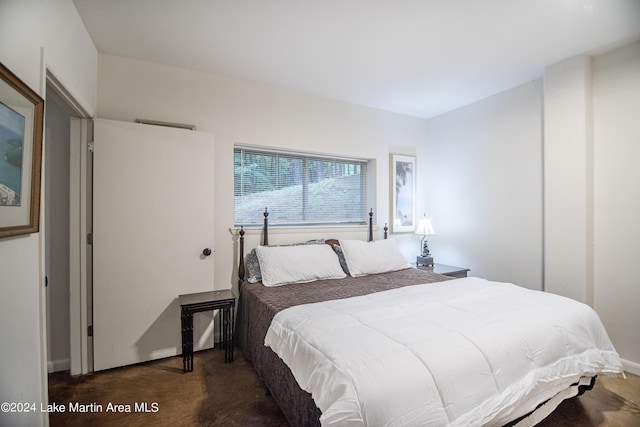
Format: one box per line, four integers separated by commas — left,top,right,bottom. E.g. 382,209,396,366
87,232,93,244
87,325,93,337
88,140,95,153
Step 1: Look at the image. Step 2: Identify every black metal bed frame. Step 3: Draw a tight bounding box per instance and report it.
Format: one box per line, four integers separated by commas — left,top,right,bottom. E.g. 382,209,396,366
237,208,387,286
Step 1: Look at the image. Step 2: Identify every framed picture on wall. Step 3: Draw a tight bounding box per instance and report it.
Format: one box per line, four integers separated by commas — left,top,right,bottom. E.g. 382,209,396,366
390,154,416,233
0,62,44,238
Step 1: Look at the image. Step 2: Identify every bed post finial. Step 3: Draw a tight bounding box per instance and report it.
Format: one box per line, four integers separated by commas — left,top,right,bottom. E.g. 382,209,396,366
263,208,269,246
238,226,246,286
384,223,388,239
368,208,374,242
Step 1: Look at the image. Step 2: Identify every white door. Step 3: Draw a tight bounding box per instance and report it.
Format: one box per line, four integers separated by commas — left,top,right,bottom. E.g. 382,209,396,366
93,119,215,371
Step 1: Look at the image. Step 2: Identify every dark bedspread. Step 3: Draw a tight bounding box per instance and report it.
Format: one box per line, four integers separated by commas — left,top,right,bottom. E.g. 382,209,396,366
236,267,453,427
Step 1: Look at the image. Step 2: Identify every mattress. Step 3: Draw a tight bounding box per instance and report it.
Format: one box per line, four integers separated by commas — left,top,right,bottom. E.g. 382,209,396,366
236,269,623,426
265,277,623,426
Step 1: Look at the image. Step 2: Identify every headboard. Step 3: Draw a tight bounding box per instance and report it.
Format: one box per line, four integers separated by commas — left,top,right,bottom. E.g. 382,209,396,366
237,208,388,286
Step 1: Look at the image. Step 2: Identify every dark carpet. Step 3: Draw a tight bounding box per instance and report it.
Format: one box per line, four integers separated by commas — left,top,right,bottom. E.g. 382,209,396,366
48,348,640,426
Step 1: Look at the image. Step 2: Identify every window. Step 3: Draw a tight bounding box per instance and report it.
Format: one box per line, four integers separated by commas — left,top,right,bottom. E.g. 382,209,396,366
234,146,369,226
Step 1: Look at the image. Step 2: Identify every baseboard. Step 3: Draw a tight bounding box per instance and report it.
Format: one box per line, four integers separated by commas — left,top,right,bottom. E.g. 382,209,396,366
48,358,70,373
622,358,640,376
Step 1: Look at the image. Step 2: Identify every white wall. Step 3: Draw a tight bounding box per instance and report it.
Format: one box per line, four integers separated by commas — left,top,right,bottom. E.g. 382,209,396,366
96,54,428,294
540,45,640,373
543,55,593,304
422,43,640,373
422,81,544,290
0,1,97,426
592,41,640,373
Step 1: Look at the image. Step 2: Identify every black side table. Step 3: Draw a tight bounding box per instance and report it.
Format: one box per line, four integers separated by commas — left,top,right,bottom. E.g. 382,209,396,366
179,289,236,373
419,263,470,278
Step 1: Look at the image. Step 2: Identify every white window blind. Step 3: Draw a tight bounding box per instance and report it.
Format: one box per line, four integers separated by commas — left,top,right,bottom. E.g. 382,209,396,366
234,147,368,226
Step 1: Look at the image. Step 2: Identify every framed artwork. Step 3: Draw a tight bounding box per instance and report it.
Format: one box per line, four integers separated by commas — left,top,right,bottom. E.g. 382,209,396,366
0,62,44,238
390,154,416,233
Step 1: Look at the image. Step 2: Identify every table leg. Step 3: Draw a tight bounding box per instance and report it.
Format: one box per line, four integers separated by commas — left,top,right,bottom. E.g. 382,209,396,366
188,312,194,371
230,305,235,362
223,307,229,363
181,309,194,373
217,309,222,355
181,309,187,372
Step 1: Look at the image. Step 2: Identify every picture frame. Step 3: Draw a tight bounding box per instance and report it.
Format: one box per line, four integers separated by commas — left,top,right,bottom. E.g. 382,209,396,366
390,154,416,233
0,62,44,238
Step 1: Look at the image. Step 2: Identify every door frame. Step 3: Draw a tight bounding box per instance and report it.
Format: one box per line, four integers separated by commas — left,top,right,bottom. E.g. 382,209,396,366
46,71,93,374
69,117,93,374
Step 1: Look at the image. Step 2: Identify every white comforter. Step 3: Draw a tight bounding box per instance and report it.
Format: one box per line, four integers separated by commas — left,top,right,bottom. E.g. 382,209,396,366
264,277,623,426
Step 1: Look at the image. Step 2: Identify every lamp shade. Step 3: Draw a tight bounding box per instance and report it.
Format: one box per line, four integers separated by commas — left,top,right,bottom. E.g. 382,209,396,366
414,218,436,236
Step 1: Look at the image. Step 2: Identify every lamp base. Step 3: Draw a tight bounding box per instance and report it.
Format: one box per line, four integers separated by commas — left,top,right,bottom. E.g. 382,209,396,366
417,255,434,267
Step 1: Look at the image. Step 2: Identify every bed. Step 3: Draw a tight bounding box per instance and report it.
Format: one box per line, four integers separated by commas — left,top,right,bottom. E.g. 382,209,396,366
235,210,623,426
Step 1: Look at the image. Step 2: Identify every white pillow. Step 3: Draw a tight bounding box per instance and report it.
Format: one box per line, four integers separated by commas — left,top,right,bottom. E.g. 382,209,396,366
255,244,347,287
338,239,410,277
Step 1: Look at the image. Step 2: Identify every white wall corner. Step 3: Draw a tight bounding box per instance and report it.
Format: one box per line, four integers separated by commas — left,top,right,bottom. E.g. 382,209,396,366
542,55,594,304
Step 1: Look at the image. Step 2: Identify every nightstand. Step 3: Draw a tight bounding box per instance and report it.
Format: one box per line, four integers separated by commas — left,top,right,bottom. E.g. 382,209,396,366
179,289,236,373
419,263,470,278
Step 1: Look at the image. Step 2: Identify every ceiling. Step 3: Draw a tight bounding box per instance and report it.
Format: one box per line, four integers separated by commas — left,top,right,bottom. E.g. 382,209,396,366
73,0,640,119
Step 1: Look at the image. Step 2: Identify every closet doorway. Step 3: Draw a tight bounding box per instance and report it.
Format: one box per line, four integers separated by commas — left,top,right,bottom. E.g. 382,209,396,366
44,72,93,376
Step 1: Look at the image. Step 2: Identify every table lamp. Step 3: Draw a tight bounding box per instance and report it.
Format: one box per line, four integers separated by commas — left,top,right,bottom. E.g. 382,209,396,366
415,216,436,266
